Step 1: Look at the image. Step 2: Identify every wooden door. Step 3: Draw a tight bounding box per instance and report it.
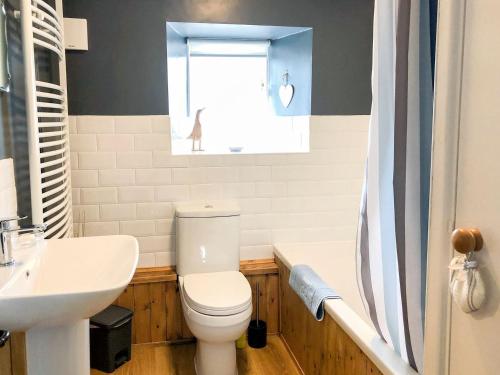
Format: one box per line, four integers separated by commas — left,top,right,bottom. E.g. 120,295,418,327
448,1,500,373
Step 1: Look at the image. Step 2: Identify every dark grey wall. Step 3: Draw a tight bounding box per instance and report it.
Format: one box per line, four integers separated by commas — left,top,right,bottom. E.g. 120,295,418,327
63,0,374,116
269,29,313,116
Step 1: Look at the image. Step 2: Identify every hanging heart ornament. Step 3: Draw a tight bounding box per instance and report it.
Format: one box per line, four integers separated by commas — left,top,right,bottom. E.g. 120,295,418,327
279,83,294,108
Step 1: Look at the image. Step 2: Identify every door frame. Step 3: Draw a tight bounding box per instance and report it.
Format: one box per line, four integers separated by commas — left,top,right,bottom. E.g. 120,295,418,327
423,0,468,373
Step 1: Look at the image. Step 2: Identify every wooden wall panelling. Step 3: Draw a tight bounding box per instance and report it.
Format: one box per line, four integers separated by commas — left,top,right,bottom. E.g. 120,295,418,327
133,283,152,344
113,259,279,344
165,282,180,341
277,257,383,375
116,286,136,343
150,282,167,343
243,260,279,335
167,282,192,341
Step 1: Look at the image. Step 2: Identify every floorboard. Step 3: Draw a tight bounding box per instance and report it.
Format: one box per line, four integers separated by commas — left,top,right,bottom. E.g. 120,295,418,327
90,336,301,375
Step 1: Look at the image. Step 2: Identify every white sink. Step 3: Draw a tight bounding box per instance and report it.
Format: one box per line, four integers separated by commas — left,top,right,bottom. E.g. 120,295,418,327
0,235,139,375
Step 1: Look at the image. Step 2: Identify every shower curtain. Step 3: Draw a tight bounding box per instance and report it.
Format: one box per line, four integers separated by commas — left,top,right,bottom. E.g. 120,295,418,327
356,0,435,372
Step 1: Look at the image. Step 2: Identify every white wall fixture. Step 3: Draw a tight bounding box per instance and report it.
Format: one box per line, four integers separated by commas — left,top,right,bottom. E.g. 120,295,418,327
63,18,88,50
21,0,73,238
279,71,294,108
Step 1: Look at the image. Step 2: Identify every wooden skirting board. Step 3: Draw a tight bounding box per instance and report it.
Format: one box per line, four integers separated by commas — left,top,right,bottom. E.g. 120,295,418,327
277,257,383,375
114,259,280,344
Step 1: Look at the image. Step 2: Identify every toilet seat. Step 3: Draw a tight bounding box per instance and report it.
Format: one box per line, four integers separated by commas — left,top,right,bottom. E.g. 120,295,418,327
182,271,252,316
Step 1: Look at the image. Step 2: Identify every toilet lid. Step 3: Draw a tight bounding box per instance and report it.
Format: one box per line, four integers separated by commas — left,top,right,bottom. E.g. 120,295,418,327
183,271,252,316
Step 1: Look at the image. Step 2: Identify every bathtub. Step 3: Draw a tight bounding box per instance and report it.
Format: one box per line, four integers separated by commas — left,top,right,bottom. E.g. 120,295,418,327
274,241,417,375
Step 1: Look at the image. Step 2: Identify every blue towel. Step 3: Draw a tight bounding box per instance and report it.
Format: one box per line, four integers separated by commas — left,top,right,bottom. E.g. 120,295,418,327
289,264,341,321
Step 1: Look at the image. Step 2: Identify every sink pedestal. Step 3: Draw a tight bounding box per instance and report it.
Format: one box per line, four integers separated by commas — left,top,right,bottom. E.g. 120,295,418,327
26,319,90,375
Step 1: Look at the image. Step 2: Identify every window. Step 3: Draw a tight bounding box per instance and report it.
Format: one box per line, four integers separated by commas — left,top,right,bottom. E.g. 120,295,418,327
167,23,313,155
186,40,270,153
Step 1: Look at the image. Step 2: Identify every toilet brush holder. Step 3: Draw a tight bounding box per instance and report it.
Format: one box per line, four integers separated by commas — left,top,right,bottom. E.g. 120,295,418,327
248,282,267,348
248,320,267,348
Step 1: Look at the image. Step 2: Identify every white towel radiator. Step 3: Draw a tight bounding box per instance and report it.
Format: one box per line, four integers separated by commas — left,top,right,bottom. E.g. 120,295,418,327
21,0,72,238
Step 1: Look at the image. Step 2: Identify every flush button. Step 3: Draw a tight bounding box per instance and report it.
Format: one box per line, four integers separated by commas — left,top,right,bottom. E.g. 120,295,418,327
204,205,213,209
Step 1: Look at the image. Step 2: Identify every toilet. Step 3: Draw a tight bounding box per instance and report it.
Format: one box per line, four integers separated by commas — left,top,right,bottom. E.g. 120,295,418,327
175,201,252,375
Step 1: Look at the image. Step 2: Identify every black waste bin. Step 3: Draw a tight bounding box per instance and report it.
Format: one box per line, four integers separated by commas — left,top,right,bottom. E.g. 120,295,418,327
90,305,133,373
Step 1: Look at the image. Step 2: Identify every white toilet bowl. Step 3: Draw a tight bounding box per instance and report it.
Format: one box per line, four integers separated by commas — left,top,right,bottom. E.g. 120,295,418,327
179,271,252,375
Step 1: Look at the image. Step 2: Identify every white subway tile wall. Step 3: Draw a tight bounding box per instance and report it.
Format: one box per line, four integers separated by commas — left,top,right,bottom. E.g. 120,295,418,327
70,115,368,267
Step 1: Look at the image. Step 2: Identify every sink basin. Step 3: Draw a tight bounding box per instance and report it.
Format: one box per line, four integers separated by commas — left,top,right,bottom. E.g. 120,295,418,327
0,235,139,375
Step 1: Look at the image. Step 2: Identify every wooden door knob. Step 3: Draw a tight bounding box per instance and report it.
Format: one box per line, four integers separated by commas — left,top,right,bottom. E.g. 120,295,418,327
451,228,483,254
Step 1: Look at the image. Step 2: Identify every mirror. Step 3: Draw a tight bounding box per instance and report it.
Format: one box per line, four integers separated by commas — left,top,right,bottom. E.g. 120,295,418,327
0,0,10,92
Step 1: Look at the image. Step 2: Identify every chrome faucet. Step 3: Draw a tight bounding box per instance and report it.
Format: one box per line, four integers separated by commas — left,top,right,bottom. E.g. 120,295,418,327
0,216,45,267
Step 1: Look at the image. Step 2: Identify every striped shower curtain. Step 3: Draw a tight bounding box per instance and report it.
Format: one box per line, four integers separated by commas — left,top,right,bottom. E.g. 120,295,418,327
356,0,435,372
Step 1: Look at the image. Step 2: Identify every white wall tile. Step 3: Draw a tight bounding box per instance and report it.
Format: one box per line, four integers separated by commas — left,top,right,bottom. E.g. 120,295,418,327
99,169,135,187
155,185,190,202
155,219,175,235
155,252,175,266
151,116,170,134
240,245,274,260
72,205,100,222
76,116,114,134
240,214,275,230
221,183,255,198
241,229,272,247
83,222,119,236
138,253,156,268
135,169,172,185
238,166,271,182
238,198,272,214
72,170,99,188
287,180,362,197
72,188,80,205
153,152,189,168
255,182,287,197
100,203,136,220
171,168,201,184
97,134,134,151
134,134,170,151
137,235,173,253
188,155,224,167
79,152,116,169
81,187,117,204
70,134,97,152
203,167,239,183
137,202,173,219
115,116,152,133
116,152,152,169
255,154,289,166
118,186,154,203
70,152,79,169
221,154,256,166
189,184,222,200
70,115,369,265
69,116,77,134
120,220,156,236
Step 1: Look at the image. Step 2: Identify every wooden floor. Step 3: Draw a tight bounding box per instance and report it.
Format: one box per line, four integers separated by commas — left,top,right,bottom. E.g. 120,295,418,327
91,336,301,375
